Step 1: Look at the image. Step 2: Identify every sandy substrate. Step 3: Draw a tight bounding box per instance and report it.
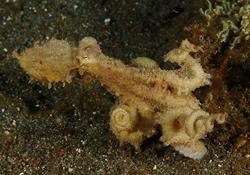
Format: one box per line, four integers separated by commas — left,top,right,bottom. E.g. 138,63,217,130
0,0,249,174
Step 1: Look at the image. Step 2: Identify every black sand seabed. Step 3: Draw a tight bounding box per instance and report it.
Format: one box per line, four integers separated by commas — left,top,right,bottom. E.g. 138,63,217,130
0,0,249,174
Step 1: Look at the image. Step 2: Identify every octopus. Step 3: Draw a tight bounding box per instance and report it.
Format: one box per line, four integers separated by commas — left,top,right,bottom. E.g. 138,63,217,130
13,37,227,159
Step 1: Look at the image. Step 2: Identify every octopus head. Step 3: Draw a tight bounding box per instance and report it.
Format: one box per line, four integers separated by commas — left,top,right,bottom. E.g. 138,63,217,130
76,37,103,66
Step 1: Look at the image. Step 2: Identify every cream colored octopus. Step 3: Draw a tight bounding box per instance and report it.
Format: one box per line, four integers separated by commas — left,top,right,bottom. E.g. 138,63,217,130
14,37,226,159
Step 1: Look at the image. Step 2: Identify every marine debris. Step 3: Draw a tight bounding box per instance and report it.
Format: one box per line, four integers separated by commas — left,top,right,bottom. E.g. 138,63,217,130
13,37,227,159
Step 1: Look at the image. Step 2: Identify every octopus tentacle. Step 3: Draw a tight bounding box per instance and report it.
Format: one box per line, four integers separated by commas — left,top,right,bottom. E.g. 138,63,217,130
185,110,227,139
132,57,159,69
185,110,209,139
109,104,144,150
158,107,225,159
158,107,193,143
163,39,211,94
110,104,138,132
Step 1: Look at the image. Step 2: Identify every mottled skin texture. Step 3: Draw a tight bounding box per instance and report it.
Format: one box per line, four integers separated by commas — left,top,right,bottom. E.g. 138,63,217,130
13,40,79,84
14,37,226,159
77,37,226,159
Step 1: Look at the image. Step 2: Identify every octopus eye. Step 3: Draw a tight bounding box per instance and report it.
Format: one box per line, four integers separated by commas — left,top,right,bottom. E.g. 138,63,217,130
172,118,182,132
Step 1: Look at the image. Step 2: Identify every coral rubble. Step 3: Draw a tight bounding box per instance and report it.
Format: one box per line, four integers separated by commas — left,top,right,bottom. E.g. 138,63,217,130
13,37,227,159
200,0,250,48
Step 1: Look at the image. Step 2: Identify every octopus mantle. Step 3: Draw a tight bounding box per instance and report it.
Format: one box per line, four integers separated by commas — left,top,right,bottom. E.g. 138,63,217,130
14,37,226,159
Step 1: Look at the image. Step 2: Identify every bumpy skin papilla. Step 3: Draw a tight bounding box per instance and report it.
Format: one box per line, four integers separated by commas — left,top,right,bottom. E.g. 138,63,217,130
13,39,79,83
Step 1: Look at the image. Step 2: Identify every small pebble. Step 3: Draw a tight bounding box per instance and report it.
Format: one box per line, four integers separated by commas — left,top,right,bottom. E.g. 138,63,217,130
6,16,12,21
76,148,81,153
12,120,16,126
234,134,248,149
68,168,74,172
74,5,78,9
81,140,87,145
104,18,111,25
4,130,10,135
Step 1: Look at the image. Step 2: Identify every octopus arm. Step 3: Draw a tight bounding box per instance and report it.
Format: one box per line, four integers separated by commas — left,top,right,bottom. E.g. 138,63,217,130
132,57,159,69
110,103,156,150
163,40,211,94
158,107,226,159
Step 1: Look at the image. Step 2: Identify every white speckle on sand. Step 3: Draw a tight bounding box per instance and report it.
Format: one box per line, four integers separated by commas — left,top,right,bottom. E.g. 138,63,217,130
4,130,10,135
12,120,16,126
74,5,78,10
68,167,74,172
76,148,82,153
104,18,111,25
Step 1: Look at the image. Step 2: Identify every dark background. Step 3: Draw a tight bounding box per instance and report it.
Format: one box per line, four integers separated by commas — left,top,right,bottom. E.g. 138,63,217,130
0,0,249,174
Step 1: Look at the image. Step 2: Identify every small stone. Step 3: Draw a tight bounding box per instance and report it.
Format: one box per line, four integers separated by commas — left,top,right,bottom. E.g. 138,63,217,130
33,8,37,13
104,18,111,25
6,16,12,21
81,140,86,145
76,148,81,153
68,168,73,172
74,5,78,9
4,131,10,135
234,134,248,149
153,165,157,170
12,120,16,126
